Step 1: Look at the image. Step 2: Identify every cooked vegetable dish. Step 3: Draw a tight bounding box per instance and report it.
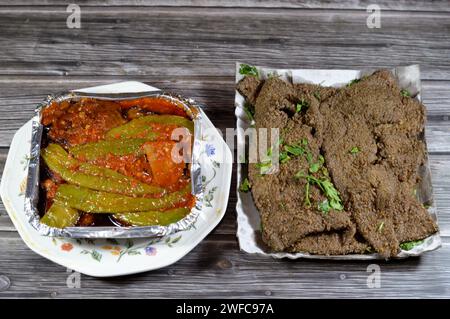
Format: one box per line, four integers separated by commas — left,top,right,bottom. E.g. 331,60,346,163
237,68,438,257
39,97,195,228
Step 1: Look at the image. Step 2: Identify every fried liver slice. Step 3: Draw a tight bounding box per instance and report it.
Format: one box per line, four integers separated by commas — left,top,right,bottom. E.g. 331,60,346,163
247,78,358,253
289,232,369,255
320,70,437,257
236,75,263,106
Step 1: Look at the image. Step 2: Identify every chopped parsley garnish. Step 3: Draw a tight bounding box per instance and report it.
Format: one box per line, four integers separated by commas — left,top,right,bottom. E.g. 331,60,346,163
377,221,385,233
399,240,424,251
309,155,324,173
256,157,273,174
309,162,321,173
400,89,411,97
257,136,343,213
318,199,330,213
350,146,360,154
295,100,309,114
321,166,329,177
239,178,251,192
279,152,290,164
285,144,305,156
243,102,255,122
305,151,313,163
346,78,361,87
280,138,318,173
278,141,307,165
319,179,344,210
256,141,278,174
239,64,258,77
313,91,321,101
295,171,344,211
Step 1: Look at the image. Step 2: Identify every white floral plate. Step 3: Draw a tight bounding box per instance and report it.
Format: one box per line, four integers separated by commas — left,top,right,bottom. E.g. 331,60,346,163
0,81,232,277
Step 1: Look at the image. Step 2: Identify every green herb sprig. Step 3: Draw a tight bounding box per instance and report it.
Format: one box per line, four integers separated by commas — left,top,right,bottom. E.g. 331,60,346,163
239,64,258,77
295,171,344,212
346,75,368,88
258,139,307,172
243,102,255,123
295,100,309,114
346,78,361,87
239,178,251,192
255,154,273,174
309,155,324,173
401,89,411,97
399,240,424,251
279,143,306,164
313,91,321,101
318,199,330,213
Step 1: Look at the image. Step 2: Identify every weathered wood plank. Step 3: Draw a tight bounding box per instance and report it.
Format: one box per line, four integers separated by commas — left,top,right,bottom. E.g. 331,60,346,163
425,122,450,154
1,1,450,12
0,78,449,150
0,8,449,79
0,215,12,231
429,155,450,236
0,231,450,298
0,76,237,147
2,78,450,117
0,148,7,217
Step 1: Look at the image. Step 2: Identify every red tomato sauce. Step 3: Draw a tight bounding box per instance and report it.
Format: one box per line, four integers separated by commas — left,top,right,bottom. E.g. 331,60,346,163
118,97,189,118
40,96,196,227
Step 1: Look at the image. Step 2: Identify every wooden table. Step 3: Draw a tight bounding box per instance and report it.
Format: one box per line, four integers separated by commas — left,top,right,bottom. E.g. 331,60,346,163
1,1,450,299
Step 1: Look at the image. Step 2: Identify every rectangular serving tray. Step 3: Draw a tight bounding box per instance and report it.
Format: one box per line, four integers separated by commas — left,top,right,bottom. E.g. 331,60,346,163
25,87,204,238
235,63,441,259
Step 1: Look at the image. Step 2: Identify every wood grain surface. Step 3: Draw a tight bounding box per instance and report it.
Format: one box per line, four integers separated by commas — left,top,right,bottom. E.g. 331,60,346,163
0,1,450,298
